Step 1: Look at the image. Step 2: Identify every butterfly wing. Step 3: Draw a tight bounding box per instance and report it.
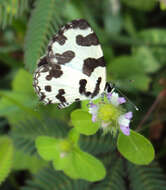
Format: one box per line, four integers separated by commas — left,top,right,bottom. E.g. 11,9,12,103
33,19,106,108
46,19,106,94
33,62,104,106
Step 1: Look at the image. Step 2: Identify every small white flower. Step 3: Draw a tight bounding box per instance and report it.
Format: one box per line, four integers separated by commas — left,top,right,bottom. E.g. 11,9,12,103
88,92,133,136
118,112,133,136
88,103,99,122
107,92,126,107
118,115,130,126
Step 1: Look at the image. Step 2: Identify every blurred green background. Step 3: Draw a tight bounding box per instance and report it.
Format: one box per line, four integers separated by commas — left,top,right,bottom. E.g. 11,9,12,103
0,0,166,189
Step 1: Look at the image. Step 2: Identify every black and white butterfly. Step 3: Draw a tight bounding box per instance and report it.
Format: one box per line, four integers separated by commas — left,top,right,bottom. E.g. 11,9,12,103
33,19,113,109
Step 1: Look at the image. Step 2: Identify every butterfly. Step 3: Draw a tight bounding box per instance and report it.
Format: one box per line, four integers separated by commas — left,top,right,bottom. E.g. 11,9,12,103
33,19,113,109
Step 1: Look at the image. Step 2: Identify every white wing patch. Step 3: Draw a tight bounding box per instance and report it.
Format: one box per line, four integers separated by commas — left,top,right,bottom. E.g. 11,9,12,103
33,19,106,108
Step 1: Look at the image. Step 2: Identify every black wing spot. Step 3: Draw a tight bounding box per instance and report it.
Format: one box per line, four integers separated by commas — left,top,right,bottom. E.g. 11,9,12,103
76,33,99,46
51,19,89,47
91,77,102,98
37,56,48,67
45,64,63,80
79,79,91,97
56,89,66,103
55,51,75,65
71,19,90,29
75,98,80,101
45,85,52,92
83,56,105,77
52,32,67,45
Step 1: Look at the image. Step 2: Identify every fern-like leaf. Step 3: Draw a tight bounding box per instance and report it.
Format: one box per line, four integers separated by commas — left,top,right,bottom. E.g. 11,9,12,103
24,0,65,73
0,0,28,29
79,132,116,155
21,167,90,190
91,157,125,190
11,118,68,155
127,161,166,190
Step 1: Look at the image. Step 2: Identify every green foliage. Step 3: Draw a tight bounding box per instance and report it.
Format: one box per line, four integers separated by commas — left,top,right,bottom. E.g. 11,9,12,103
122,0,157,11
92,157,125,190
1,0,166,188
0,69,39,125
21,167,90,190
133,46,160,73
160,2,166,10
0,0,28,28
128,162,166,190
12,69,34,94
13,150,48,174
71,109,100,135
108,55,151,92
36,131,106,181
21,157,166,190
117,130,155,165
11,116,116,157
79,132,116,155
0,136,13,184
0,68,74,126
11,118,68,155
24,0,65,73
58,149,106,181
134,29,166,65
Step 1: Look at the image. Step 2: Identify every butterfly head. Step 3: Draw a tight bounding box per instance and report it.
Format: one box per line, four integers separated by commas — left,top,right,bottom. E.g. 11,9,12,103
104,82,115,94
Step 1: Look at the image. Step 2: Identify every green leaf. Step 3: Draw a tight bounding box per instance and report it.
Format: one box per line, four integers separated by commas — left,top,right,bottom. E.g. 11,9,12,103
68,128,80,145
126,74,151,91
13,150,48,174
135,29,166,65
117,130,155,165
24,0,64,73
36,135,106,181
12,69,34,94
127,161,166,190
11,118,68,155
36,136,59,161
110,56,144,78
53,149,106,182
109,55,151,91
0,91,40,124
71,109,100,135
22,167,90,190
0,0,28,29
122,0,156,11
65,2,83,20
134,46,160,73
0,69,40,125
0,136,13,184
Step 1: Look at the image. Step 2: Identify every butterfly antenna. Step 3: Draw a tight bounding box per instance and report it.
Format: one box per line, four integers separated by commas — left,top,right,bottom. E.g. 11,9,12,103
115,87,139,111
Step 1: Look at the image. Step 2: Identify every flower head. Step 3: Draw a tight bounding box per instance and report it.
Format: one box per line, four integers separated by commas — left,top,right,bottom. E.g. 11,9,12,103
88,92,133,136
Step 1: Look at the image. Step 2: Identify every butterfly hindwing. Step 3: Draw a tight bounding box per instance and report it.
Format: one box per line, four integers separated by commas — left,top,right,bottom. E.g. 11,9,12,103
33,62,104,106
